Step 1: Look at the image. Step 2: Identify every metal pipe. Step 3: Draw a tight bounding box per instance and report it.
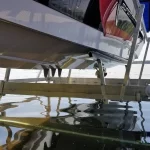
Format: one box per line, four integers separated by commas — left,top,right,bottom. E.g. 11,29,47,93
120,5,145,100
4,68,11,82
138,39,150,85
97,59,107,100
68,69,71,83
36,69,42,83
97,59,106,85
48,69,50,84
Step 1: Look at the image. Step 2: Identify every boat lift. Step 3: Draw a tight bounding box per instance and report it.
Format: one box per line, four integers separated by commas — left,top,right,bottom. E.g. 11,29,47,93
0,2,150,102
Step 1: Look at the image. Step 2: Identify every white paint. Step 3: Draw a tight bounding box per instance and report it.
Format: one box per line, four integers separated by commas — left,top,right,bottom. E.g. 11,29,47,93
16,11,31,22
0,0,143,59
33,13,42,22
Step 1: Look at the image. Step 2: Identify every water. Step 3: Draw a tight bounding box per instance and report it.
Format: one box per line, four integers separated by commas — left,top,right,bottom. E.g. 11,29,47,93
0,95,150,150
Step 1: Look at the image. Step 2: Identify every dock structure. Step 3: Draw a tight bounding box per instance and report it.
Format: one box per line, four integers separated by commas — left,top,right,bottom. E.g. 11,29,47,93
0,2,150,102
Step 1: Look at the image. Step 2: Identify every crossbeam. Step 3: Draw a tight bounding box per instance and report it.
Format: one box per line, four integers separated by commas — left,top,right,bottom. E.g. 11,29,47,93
0,81,149,101
6,78,150,86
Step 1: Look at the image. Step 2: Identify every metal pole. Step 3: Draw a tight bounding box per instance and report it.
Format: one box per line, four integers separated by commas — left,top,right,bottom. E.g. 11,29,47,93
48,69,50,84
68,69,71,83
133,0,148,42
120,5,144,100
138,39,150,85
4,68,11,82
97,59,107,100
36,69,42,83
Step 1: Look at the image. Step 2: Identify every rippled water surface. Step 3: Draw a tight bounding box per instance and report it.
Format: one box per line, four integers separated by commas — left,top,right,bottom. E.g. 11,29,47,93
0,94,150,150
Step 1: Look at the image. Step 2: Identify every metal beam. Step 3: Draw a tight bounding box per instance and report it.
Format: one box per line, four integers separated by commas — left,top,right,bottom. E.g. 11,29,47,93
9,78,46,83
8,77,150,86
67,69,72,83
120,5,145,100
36,69,42,83
0,81,4,95
138,38,150,84
133,60,150,64
4,68,11,82
97,59,107,100
2,82,148,101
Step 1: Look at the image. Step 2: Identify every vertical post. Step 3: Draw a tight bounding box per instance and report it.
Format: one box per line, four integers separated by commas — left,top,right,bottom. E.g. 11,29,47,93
120,5,144,100
133,0,148,42
36,69,42,83
48,69,50,84
4,68,11,82
138,39,150,85
97,59,107,100
68,69,71,83
57,97,61,117
0,81,4,96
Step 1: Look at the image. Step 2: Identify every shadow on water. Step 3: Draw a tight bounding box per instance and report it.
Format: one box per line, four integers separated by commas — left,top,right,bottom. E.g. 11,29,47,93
0,95,150,149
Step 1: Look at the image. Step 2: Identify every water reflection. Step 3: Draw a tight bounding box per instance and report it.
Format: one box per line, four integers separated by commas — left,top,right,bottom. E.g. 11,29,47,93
0,95,150,149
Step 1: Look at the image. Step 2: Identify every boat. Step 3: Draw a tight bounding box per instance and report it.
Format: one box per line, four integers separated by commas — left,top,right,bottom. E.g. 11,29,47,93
0,0,148,71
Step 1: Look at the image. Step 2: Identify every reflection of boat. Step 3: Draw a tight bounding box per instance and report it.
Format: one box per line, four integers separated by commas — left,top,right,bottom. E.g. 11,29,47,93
0,97,142,131
0,0,147,69
58,102,138,131
0,96,143,132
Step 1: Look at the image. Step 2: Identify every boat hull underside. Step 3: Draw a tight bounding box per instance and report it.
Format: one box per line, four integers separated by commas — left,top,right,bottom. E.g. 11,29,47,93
0,19,127,69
